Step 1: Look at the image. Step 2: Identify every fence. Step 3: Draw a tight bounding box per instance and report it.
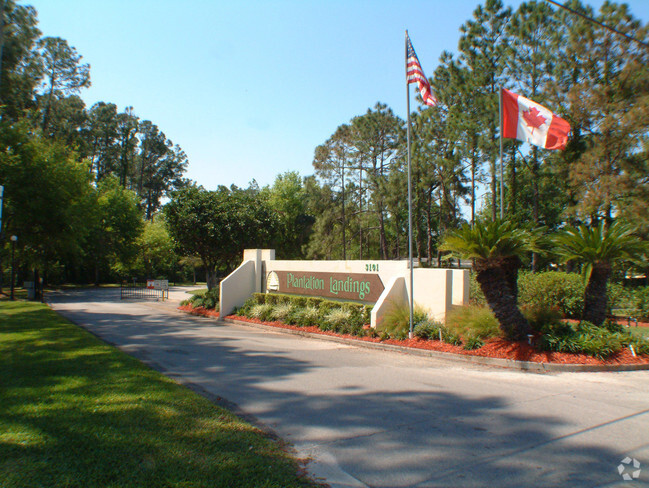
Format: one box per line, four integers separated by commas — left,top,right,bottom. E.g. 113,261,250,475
120,281,169,301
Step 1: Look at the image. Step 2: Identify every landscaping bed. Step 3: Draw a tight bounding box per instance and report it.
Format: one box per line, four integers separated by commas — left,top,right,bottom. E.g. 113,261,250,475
178,303,649,367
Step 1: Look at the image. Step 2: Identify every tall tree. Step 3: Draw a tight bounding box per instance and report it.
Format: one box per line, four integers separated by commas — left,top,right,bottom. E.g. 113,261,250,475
37,36,90,133
135,120,188,219
164,185,278,290
85,176,143,285
350,103,404,259
561,2,649,226
85,102,120,180
458,0,512,221
313,124,355,259
262,171,314,259
0,122,95,284
0,1,41,119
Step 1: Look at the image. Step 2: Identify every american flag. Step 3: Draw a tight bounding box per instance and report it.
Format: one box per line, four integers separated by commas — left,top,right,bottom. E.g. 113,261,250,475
406,34,437,107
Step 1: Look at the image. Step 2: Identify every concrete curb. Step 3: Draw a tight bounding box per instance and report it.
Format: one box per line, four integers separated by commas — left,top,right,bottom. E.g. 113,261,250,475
219,316,649,374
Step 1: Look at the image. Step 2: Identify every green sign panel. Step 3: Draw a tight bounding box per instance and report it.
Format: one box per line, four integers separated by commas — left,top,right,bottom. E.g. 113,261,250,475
266,270,384,302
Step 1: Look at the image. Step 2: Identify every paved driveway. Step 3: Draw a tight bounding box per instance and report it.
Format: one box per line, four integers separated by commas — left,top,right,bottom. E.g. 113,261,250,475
47,288,649,488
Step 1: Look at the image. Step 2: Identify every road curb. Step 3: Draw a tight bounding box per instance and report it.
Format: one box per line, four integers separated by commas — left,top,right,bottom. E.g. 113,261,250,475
219,317,649,374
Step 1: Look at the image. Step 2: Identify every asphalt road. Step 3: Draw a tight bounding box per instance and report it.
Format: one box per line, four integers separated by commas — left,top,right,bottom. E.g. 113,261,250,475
47,287,649,488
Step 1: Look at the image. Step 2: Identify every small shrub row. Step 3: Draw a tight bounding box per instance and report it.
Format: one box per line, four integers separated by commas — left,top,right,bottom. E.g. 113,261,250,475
232,292,649,359
536,320,648,359
236,293,372,337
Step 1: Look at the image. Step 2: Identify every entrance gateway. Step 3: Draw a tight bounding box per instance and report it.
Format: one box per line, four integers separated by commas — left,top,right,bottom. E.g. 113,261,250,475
220,250,469,328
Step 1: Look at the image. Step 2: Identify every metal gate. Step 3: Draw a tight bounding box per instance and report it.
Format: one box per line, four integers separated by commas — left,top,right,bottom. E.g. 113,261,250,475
120,281,169,301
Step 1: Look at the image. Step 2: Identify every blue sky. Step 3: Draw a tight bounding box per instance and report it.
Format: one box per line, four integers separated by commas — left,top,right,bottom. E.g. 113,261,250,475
25,0,649,191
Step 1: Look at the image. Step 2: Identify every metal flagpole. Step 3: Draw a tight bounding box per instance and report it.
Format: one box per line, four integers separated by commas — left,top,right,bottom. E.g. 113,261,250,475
406,31,414,338
498,86,504,220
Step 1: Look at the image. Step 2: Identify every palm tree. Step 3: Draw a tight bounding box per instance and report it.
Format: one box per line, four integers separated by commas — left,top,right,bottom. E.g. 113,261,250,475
441,219,536,340
553,221,647,326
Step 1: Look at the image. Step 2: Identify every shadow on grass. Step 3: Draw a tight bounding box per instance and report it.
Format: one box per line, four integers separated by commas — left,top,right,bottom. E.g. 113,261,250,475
0,304,316,488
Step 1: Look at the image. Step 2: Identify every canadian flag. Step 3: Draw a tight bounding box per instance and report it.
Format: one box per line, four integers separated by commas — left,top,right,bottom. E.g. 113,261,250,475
501,88,571,150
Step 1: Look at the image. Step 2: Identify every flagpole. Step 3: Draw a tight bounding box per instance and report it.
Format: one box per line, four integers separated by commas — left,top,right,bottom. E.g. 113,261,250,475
406,30,414,339
498,85,504,220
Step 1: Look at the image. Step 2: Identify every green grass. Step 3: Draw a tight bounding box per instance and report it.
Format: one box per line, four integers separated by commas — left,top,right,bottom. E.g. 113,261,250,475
0,301,316,488
187,288,208,296
627,326,649,339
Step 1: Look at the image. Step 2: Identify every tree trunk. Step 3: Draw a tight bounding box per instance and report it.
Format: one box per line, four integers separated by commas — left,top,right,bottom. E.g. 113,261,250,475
206,267,218,291
582,262,611,326
475,261,530,340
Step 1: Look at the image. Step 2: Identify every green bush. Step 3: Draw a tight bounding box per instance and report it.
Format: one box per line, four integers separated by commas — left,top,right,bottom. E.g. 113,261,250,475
610,286,649,321
413,320,443,340
322,308,353,334
631,337,649,356
536,320,631,359
518,271,585,319
249,303,274,322
270,303,294,322
294,305,319,327
445,305,501,341
235,293,372,333
441,327,463,346
377,304,428,339
463,335,484,350
469,272,486,306
521,303,563,332
188,287,220,310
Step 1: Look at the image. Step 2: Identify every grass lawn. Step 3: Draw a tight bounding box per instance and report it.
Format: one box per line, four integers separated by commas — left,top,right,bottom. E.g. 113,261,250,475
628,325,649,339
0,300,316,488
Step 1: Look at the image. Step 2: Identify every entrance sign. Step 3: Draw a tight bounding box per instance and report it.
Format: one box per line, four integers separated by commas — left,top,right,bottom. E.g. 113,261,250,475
147,279,169,290
267,270,384,302
219,249,469,329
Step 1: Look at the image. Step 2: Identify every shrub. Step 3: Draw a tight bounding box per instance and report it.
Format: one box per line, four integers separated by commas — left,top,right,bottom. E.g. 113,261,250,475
249,303,274,322
233,293,373,332
631,337,649,356
377,304,428,339
323,308,352,331
463,335,484,350
518,271,584,319
445,305,501,341
413,320,443,340
610,286,649,321
469,272,486,306
441,327,463,346
636,287,649,321
294,305,319,327
536,320,629,359
521,303,563,333
270,303,294,322
306,297,324,308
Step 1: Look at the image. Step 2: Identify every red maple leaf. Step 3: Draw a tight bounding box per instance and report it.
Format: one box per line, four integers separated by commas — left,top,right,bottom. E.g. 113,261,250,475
522,107,547,132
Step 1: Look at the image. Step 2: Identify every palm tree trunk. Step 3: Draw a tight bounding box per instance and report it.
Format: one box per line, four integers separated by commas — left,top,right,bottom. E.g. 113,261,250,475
582,263,611,325
476,262,530,340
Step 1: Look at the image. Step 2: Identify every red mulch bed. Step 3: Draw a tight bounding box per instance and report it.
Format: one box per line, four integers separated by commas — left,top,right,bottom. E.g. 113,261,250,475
178,304,221,319
178,305,649,366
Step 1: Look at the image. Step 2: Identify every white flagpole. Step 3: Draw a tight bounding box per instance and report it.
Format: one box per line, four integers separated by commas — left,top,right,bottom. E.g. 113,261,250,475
499,86,504,220
406,31,414,338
